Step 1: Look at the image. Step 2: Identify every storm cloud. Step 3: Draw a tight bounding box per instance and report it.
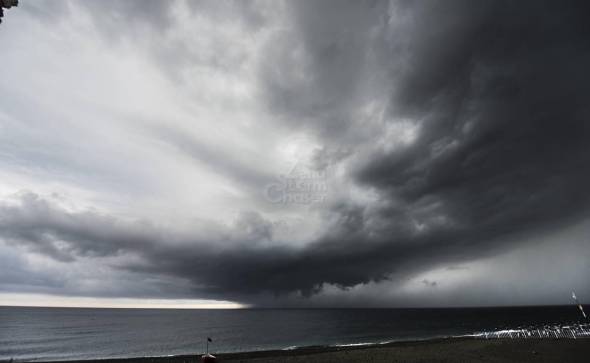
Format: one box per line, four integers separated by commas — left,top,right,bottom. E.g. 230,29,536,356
1,0,590,307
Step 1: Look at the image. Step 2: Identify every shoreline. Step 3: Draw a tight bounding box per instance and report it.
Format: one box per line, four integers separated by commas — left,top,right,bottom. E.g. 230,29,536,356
27,337,590,363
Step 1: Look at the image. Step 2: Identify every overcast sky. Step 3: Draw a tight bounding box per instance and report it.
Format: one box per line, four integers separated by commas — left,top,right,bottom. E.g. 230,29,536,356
1,0,590,308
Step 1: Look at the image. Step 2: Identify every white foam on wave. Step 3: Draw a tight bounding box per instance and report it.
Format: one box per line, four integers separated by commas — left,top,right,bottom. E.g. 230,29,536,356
333,342,376,348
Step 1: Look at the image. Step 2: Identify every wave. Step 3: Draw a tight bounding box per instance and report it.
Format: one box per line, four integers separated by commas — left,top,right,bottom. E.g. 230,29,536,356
280,335,454,352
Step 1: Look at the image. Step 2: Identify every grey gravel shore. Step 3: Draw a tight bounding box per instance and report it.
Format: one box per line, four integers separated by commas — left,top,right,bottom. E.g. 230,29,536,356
33,338,590,363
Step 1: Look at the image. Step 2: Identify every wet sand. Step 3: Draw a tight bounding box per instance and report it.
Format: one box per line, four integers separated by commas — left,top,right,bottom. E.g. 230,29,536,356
35,338,590,363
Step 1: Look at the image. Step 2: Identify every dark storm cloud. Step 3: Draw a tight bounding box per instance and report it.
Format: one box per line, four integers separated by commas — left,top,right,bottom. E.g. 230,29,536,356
356,0,590,246
0,193,353,294
3,0,590,305
0,190,557,304
253,0,590,298
253,0,590,299
0,192,161,262
0,193,437,301
259,0,391,140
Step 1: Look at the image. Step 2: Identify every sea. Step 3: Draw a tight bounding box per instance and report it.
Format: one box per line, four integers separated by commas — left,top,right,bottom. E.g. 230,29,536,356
1,306,588,361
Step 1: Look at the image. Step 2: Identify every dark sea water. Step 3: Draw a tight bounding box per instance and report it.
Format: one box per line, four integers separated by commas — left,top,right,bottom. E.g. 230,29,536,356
0,306,588,361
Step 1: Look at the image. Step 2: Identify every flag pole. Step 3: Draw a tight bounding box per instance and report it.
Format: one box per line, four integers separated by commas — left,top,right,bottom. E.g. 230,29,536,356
201,337,216,362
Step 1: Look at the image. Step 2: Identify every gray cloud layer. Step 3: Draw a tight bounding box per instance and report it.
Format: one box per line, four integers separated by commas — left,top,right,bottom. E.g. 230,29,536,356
2,0,590,306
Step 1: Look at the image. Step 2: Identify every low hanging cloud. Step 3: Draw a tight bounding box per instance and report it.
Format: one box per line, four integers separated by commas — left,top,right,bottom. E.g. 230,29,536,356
1,0,590,306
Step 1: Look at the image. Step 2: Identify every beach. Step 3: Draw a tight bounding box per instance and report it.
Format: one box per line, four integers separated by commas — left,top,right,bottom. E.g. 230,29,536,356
35,338,590,363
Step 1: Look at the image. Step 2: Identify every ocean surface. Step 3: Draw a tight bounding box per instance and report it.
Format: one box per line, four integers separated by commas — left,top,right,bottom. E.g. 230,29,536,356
1,306,588,361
